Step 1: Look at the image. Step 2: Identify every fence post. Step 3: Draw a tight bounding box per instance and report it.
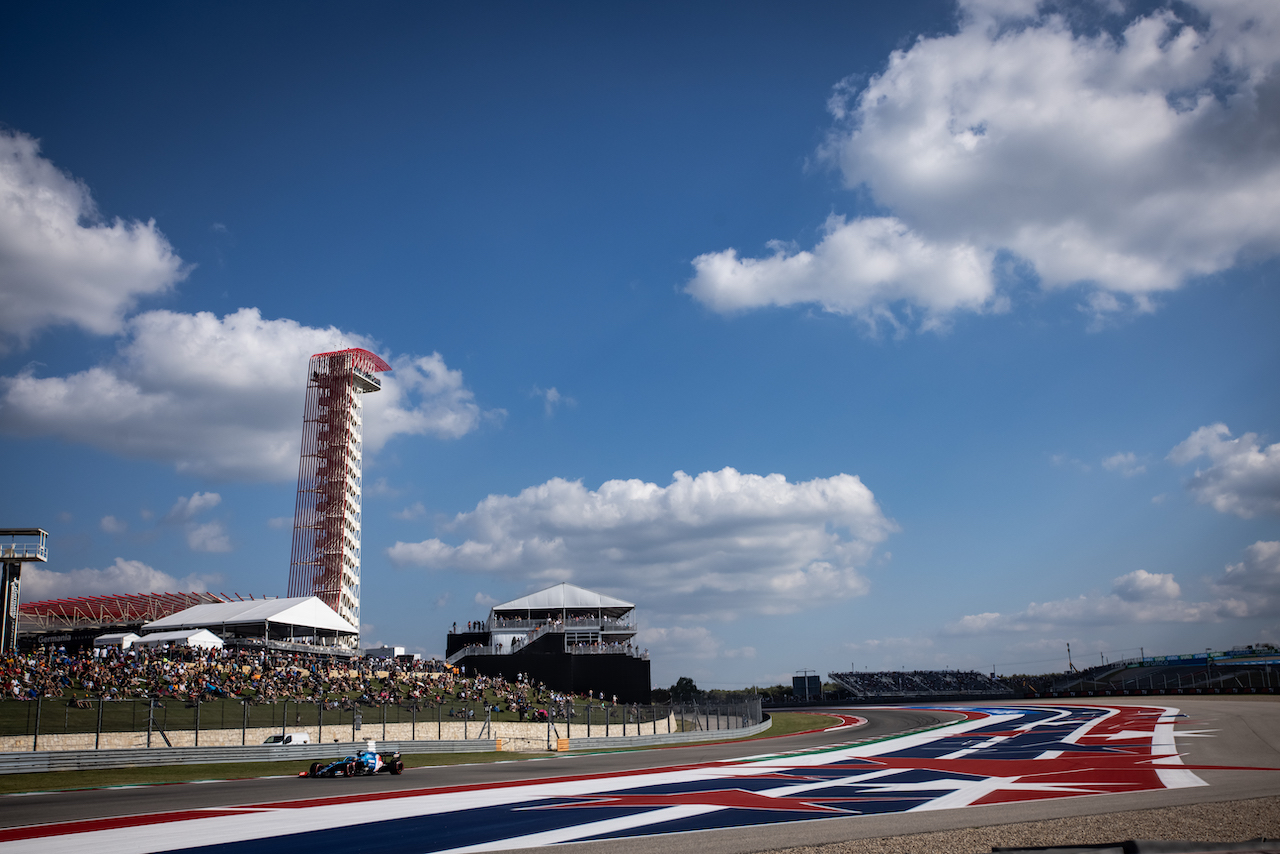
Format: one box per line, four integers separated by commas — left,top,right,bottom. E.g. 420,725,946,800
241,700,247,746
33,695,41,752
96,697,104,749
437,702,441,740
411,706,415,742
146,699,152,748
195,700,200,747
382,703,386,741
318,701,324,745
586,704,591,738
281,700,287,738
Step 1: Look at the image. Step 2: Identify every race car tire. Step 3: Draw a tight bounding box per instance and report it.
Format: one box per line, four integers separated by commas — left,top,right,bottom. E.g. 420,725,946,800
309,762,322,777
345,761,355,777
390,761,402,775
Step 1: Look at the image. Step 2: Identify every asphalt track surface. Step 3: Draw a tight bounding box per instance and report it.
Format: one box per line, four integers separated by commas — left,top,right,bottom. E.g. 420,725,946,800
1,698,1276,854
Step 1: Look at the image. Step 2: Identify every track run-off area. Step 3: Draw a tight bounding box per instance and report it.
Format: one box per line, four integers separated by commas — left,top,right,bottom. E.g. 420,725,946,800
1,698,1277,854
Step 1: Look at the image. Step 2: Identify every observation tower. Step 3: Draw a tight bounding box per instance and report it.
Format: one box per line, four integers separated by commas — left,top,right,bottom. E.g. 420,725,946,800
1,528,48,654
287,348,390,639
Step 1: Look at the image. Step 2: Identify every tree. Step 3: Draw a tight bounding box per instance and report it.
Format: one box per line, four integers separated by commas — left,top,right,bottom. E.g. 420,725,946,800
670,676,699,701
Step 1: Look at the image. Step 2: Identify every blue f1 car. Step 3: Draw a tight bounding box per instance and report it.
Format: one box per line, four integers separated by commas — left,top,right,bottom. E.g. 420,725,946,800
301,741,404,777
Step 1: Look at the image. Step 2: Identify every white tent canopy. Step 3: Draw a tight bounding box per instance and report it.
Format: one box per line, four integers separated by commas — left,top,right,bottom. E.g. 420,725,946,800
135,629,224,650
491,583,634,618
94,632,140,649
143,596,358,641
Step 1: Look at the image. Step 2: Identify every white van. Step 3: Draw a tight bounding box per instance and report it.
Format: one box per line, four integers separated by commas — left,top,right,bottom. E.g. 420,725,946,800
263,732,310,745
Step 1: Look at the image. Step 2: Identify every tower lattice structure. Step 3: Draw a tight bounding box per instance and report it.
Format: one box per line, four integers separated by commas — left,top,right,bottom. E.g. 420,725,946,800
288,348,390,636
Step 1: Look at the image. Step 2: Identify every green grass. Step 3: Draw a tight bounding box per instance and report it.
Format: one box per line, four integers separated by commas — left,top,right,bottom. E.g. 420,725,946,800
0,713,828,795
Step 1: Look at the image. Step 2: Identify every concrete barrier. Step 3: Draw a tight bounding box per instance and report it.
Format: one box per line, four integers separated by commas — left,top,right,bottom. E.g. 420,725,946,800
0,739,498,775
563,716,772,750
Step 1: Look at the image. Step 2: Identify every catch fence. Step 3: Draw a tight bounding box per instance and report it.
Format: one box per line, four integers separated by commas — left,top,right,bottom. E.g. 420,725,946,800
0,695,764,751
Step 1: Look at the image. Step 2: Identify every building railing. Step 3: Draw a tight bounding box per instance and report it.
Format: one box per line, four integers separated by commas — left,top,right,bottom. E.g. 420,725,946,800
565,643,647,659
1,543,47,561
484,617,635,632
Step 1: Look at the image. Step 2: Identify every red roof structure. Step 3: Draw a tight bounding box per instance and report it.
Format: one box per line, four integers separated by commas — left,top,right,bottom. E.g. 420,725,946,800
18,592,237,632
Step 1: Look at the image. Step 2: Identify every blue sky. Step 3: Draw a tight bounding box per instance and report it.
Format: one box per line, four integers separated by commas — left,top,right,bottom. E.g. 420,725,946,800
2,0,1278,688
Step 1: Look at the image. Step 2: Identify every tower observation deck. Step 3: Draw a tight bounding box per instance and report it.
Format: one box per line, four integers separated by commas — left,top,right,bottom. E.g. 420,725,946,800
287,348,390,639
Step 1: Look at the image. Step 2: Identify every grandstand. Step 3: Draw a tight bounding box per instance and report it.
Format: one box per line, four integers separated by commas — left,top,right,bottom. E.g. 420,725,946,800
446,582,651,703
828,669,1015,701
18,592,235,652
1027,645,1280,695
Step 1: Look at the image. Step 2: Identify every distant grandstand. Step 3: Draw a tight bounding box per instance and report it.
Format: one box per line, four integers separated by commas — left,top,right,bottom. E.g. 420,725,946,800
18,592,234,652
829,669,1015,701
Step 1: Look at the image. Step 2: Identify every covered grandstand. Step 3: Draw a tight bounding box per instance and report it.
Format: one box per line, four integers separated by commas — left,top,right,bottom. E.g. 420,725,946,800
142,596,358,656
446,582,651,702
17,592,231,652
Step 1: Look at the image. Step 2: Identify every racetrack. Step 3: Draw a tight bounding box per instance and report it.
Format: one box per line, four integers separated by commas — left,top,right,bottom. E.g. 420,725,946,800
1,699,1276,854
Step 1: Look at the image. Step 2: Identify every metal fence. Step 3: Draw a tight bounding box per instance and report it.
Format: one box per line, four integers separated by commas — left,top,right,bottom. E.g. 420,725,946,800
0,696,503,748
0,695,764,750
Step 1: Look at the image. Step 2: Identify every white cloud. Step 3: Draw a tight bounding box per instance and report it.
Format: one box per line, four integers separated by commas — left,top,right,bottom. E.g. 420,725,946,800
690,1,1280,329
99,515,127,534
638,626,723,661
474,592,498,607
0,130,187,350
1211,541,1280,616
0,308,496,480
1102,451,1145,477
1168,423,1280,518
688,215,997,332
945,567,1235,634
1111,568,1180,602
166,491,221,521
532,385,575,417
186,521,231,553
19,557,218,602
388,467,896,621
393,502,428,521
267,516,290,529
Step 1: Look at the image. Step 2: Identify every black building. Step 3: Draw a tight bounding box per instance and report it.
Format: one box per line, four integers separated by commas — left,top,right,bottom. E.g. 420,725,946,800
445,582,651,702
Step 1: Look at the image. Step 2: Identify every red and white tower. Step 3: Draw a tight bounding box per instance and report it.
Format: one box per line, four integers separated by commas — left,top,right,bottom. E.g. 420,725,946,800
288,348,391,638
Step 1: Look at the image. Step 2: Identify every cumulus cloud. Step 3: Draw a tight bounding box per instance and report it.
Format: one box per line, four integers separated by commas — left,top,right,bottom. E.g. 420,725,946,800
638,626,724,661
1169,424,1280,518
186,521,231,553
688,216,996,331
689,1,1280,330
393,502,428,521
99,515,127,534
1211,541,1280,616
388,467,896,620
1102,451,1145,477
945,567,1235,634
19,557,218,602
166,491,221,521
0,308,497,480
532,385,574,417
0,130,187,350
